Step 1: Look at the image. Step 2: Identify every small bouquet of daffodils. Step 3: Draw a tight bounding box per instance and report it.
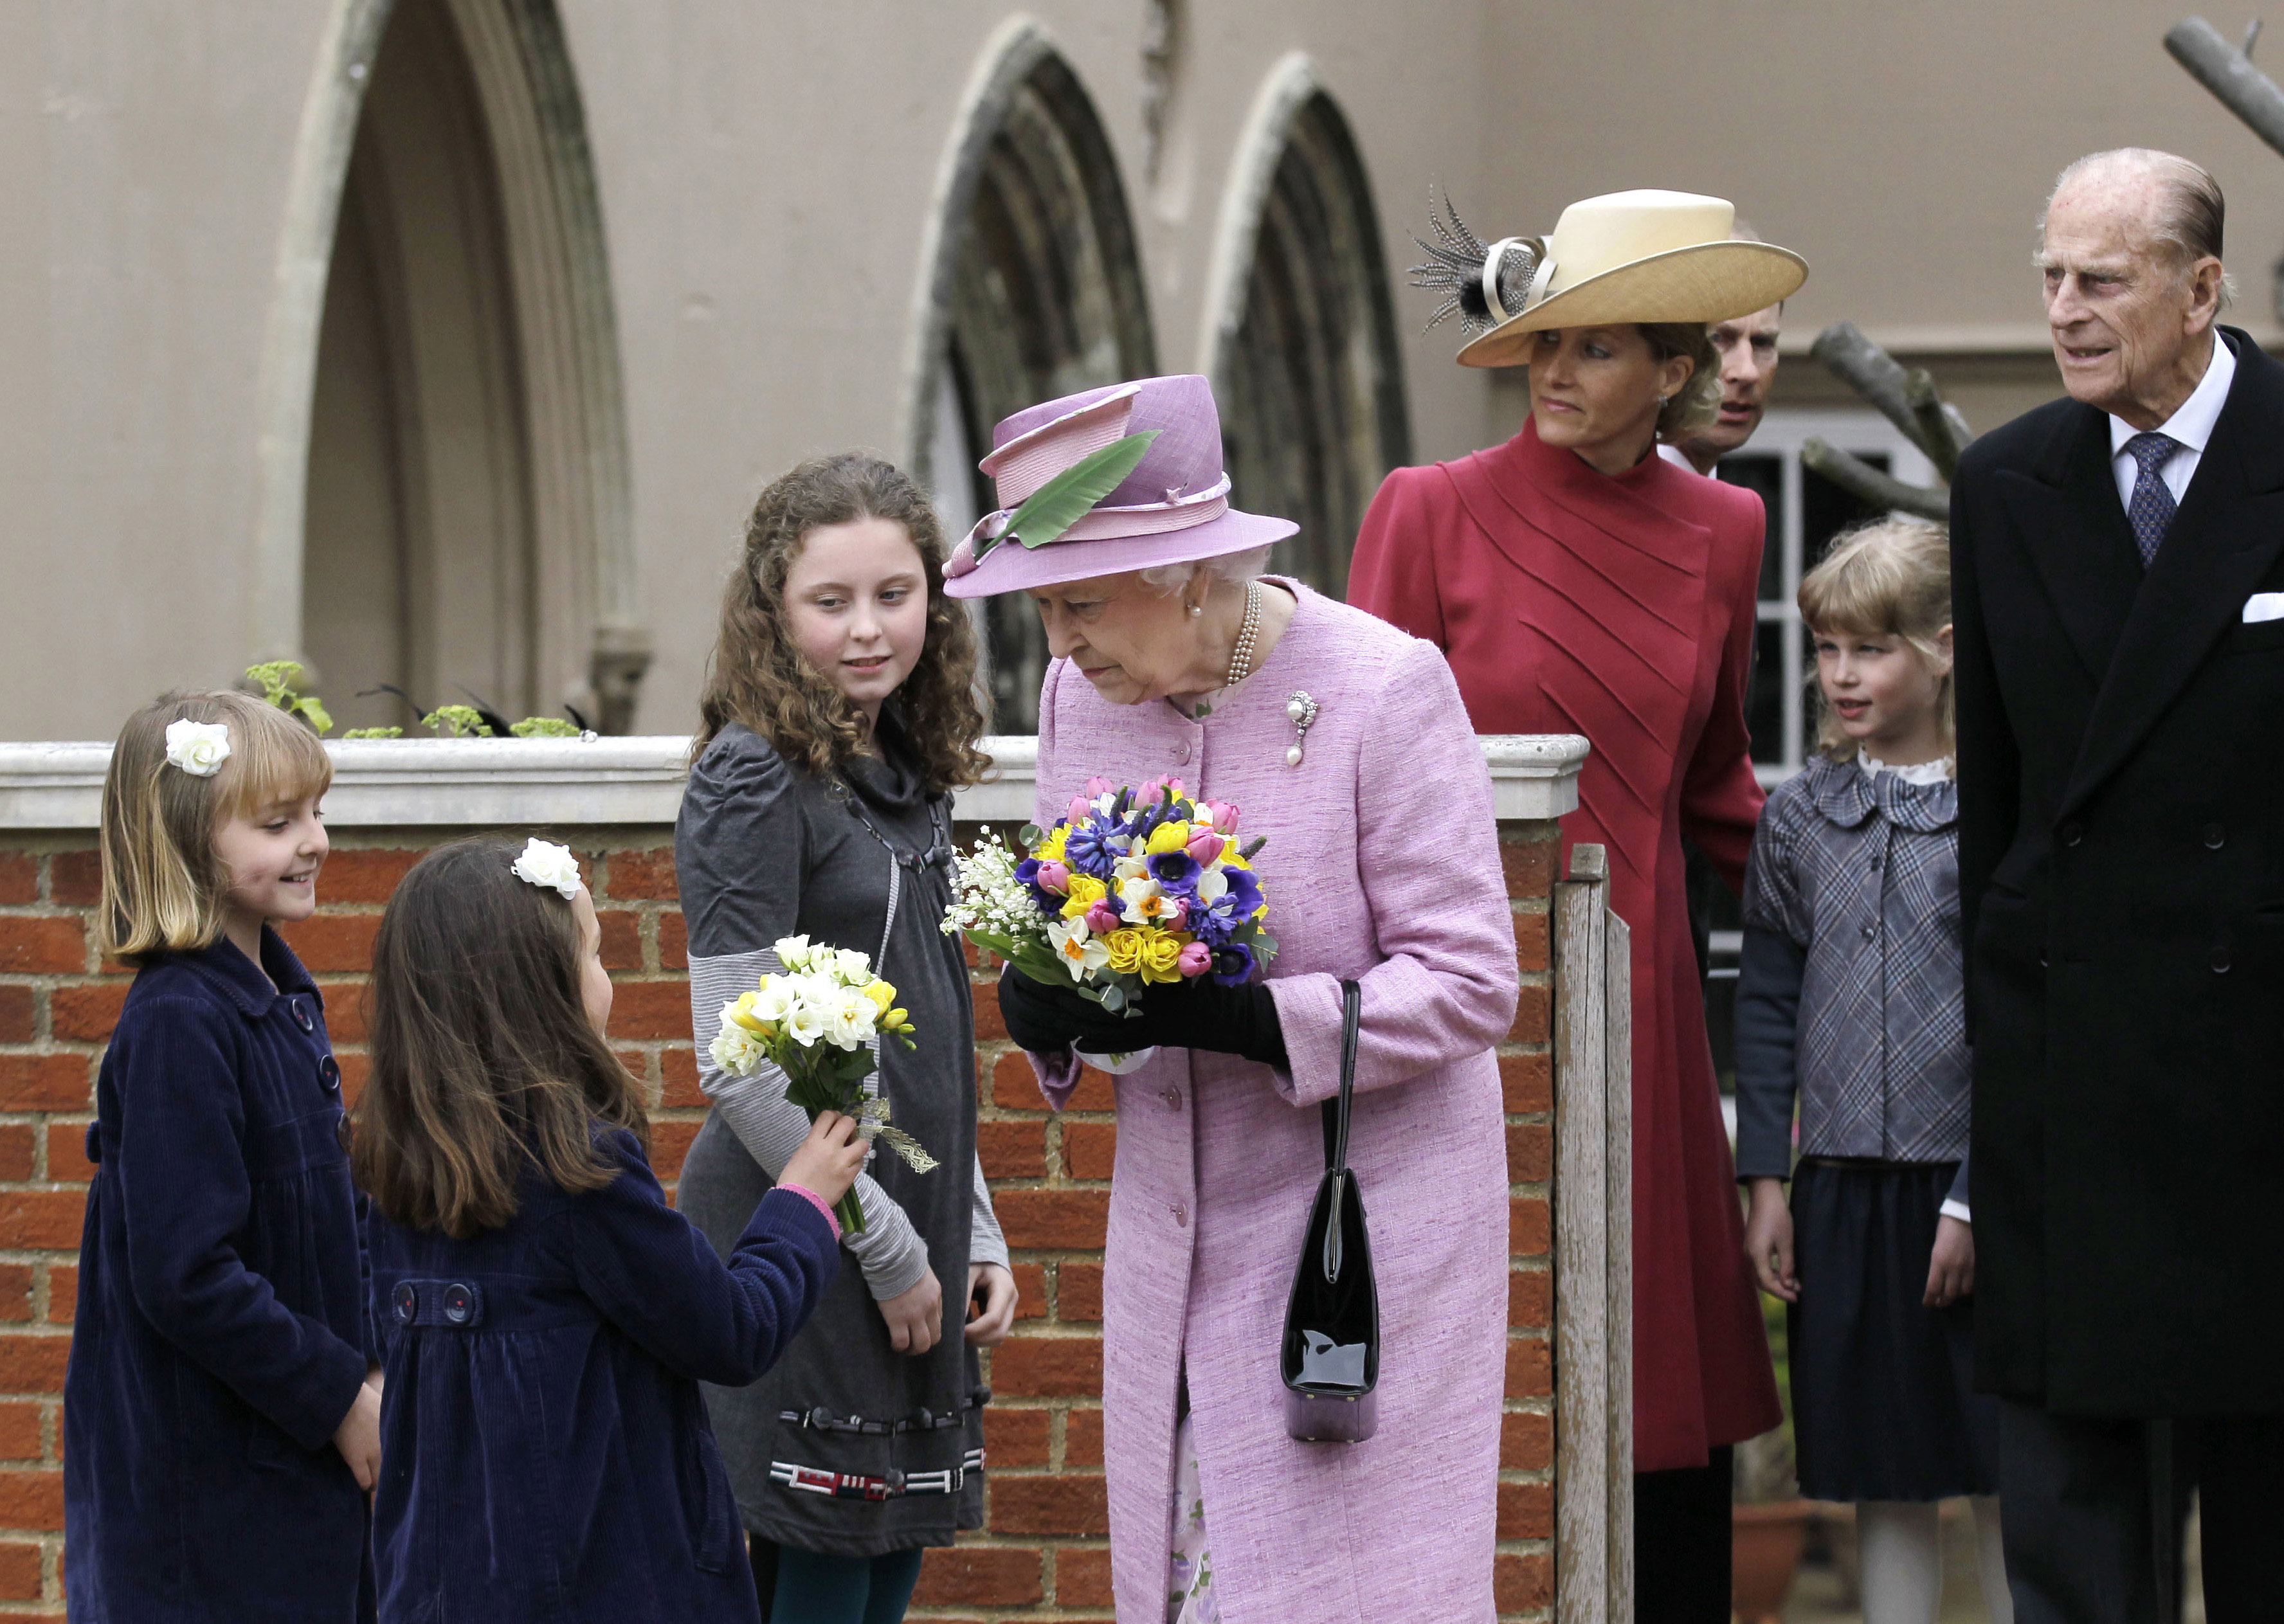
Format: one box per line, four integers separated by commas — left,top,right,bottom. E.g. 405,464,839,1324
708,935,937,1234
940,778,1276,1026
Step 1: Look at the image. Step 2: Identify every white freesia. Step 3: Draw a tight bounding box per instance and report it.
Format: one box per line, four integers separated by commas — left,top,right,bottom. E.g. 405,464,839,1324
748,975,798,1024
782,1000,826,1047
772,935,815,972
831,948,873,986
709,1017,765,1076
163,719,231,777
826,991,876,1050
511,837,583,899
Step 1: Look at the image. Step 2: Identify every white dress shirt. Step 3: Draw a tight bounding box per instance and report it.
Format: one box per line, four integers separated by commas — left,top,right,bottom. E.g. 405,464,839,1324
2108,331,2236,509
1655,442,1699,474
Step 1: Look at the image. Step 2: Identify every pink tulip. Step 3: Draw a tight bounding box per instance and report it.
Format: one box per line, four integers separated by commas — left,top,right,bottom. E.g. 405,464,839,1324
1066,796,1092,824
1138,778,1163,803
1166,777,1186,800
1177,941,1213,977
1085,776,1116,796
1203,799,1240,835
1037,861,1071,896
1166,898,1191,930
1186,830,1224,866
1085,899,1122,934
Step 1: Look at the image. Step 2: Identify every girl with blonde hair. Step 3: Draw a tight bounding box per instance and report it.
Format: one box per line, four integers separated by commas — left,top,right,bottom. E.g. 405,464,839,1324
1734,518,2013,1624
65,690,374,1621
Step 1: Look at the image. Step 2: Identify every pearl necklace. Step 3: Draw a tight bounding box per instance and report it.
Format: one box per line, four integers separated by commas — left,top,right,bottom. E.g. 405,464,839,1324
1223,580,1264,691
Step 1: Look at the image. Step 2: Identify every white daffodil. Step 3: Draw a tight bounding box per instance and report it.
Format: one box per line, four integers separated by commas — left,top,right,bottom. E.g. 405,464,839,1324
163,718,231,777
511,837,583,900
1112,854,1149,886
1046,916,1111,981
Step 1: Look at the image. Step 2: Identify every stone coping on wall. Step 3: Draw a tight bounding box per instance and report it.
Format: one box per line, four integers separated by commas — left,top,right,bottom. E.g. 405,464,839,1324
0,733,1588,829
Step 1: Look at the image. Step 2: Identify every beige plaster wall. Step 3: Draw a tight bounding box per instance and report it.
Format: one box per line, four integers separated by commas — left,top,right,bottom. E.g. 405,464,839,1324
3,0,2279,740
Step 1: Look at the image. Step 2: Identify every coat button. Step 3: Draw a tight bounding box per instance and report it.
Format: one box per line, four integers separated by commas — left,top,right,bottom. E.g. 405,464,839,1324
2203,822,2226,849
1174,741,1192,764
1171,1202,1188,1227
335,1113,352,1154
442,1283,475,1325
318,1055,341,1094
2058,820,2085,847
291,999,314,1033
2213,947,2233,973
1861,923,1877,940
1161,1087,1182,1111
393,1283,417,1324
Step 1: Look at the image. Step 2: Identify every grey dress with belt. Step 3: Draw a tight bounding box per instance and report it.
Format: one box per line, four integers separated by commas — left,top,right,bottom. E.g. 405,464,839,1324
675,719,1006,1557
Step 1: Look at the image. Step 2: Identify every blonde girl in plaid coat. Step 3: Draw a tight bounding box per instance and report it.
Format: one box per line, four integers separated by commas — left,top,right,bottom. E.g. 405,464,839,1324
1733,518,2014,1624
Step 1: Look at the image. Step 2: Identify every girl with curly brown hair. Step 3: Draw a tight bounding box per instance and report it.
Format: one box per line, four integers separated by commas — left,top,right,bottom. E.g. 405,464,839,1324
675,453,1009,1624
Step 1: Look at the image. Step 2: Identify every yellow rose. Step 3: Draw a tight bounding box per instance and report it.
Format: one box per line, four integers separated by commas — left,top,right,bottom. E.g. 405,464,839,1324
1143,820,1192,856
861,979,896,1016
1059,873,1108,919
1136,930,1186,984
1103,928,1148,975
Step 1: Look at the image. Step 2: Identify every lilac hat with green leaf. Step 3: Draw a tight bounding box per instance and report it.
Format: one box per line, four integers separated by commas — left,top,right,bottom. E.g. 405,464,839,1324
941,374,1296,598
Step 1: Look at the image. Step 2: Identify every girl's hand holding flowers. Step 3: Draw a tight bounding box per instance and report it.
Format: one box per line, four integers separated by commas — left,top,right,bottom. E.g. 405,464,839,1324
781,1112,867,1213
709,937,938,1235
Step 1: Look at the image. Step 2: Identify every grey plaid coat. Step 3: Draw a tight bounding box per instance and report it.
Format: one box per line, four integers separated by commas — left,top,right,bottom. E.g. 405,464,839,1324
1734,756,1969,1202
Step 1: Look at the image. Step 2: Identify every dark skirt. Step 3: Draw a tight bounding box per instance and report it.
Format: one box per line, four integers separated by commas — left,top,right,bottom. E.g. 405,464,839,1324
1788,1160,2002,1502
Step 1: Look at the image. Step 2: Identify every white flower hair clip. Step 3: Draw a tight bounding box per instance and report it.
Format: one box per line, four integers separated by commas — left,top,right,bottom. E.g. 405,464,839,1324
511,837,583,900
164,718,231,777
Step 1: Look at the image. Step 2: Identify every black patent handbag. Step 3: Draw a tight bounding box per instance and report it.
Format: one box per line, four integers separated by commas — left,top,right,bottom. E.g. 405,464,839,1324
1281,980,1379,1441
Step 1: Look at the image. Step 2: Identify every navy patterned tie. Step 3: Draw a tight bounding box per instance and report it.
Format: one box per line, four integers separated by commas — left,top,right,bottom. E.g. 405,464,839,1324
2124,431,2182,568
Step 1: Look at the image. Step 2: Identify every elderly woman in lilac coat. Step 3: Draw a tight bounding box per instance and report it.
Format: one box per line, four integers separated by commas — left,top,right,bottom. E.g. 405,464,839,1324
945,374,1516,1623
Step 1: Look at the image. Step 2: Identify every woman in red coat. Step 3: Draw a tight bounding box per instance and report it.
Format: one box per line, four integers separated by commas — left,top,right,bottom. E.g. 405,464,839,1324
1351,190,1807,1622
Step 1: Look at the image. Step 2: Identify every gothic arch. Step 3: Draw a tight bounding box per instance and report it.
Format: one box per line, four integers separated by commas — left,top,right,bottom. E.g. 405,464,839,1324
905,19,1157,730
1202,56,1409,601
255,0,642,732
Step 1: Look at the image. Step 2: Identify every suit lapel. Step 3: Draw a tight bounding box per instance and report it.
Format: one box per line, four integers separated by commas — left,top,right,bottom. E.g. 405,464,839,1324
2060,332,2284,818
1999,404,2144,684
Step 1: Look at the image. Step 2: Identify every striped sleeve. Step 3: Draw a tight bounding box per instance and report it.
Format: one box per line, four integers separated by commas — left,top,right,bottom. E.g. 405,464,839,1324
678,732,930,1301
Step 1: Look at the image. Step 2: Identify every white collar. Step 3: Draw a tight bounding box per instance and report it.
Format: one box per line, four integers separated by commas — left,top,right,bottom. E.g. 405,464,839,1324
2108,330,2236,458
1859,752,1954,787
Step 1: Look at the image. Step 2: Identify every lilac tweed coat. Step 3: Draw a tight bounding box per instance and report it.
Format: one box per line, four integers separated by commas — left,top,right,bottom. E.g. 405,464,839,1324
1028,584,1516,1622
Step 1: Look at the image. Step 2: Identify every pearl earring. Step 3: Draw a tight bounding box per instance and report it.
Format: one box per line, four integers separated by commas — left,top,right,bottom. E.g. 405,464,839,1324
1188,602,1203,618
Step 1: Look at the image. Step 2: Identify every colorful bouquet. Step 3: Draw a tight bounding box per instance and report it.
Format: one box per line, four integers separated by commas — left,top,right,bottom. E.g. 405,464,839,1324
941,778,1276,1022
708,935,938,1234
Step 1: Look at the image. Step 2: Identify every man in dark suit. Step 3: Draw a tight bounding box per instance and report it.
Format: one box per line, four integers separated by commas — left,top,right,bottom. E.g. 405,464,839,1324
1953,146,2284,1622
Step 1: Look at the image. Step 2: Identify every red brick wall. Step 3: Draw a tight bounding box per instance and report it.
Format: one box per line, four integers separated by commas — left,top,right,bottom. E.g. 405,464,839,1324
0,817,1561,1619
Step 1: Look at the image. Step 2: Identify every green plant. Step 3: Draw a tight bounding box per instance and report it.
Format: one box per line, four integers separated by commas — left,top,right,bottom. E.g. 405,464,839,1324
422,705,495,738
508,716,581,737
1734,1291,1800,1504
340,726,404,740
244,662,333,735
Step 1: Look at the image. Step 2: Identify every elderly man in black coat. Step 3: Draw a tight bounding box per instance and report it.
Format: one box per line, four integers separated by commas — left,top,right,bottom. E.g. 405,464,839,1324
1952,146,2284,1622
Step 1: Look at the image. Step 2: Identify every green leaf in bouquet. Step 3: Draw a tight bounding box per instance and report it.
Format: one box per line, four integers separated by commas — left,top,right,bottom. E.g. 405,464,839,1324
1240,836,1268,862
1019,824,1044,848
1099,984,1126,1012
988,430,1160,556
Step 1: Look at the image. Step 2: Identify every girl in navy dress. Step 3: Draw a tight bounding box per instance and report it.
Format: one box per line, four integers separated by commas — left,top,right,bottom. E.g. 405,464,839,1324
1734,519,2011,1624
66,689,376,1623
354,836,864,1623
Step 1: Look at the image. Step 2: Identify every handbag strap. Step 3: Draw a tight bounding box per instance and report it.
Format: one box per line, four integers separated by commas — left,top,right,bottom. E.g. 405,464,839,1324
1317,980,1363,1281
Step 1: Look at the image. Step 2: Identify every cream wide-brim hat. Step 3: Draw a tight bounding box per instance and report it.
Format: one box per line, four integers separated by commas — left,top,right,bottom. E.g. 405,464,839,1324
1455,189,1807,369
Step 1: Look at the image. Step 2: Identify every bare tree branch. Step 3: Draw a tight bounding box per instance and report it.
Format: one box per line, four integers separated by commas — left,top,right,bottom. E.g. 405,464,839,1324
1802,438,1952,521
2167,17,2284,160
1810,322,1953,466
1903,369,1971,482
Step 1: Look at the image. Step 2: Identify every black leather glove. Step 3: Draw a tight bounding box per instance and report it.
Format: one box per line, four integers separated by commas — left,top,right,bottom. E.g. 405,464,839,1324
995,964,1288,1069
996,964,1137,1054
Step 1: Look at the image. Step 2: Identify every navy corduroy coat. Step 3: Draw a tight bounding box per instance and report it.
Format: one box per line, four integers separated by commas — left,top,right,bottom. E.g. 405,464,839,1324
365,1128,837,1623
64,930,373,1623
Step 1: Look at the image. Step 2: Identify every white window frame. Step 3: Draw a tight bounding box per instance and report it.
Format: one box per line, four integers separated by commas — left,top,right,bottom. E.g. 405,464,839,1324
1719,408,1939,789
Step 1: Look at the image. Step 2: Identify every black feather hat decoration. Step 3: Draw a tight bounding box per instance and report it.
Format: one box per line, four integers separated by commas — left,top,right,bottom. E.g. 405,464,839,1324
1409,188,1540,335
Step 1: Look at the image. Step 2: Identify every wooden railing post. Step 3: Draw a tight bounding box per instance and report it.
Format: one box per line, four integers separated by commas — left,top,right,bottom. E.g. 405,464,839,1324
1553,843,1633,1623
